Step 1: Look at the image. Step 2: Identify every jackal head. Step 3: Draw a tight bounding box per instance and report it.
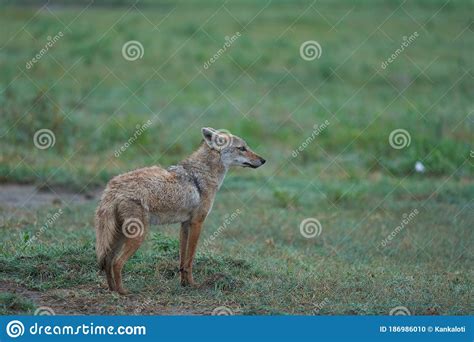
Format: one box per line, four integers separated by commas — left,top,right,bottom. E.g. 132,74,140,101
202,127,266,169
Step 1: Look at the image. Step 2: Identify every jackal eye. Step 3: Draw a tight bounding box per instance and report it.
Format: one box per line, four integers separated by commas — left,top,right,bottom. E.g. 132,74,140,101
237,146,247,152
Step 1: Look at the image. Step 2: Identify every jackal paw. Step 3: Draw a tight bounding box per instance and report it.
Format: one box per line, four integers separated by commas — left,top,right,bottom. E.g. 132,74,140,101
180,277,196,287
179,269,196,287
117,287,129,295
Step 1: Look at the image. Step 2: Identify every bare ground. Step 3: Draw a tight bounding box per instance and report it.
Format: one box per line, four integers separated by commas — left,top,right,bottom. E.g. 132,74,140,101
0,183,103,209
0,279,209,315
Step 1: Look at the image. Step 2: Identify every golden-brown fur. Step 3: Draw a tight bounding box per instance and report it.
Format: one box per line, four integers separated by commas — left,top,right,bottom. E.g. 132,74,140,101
95,127,265,294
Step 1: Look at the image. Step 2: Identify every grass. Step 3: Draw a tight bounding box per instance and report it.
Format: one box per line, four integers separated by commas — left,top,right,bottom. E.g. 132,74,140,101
0,176,472,315
0,0,472,315
0,292,35,315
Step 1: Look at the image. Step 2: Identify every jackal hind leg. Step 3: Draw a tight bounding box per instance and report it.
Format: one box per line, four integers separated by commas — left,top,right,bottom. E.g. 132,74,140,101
113,201,147,295
104,238,123,292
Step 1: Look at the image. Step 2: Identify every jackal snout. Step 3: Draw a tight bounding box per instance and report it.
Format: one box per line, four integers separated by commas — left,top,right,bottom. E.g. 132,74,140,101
242,149,266,168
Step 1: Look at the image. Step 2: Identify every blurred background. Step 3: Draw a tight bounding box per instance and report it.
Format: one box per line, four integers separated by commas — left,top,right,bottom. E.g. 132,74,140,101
0,0,472,315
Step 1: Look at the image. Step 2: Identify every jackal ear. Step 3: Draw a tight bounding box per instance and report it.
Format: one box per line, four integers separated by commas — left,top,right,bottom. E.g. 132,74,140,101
202,127,217,147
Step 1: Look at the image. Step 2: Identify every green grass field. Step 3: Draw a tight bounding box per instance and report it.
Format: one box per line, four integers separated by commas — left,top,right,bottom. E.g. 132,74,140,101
0,0,472,315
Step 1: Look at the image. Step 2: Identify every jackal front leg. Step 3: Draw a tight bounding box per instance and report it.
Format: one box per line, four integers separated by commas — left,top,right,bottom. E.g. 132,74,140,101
179,221,190,286
180,219,203,286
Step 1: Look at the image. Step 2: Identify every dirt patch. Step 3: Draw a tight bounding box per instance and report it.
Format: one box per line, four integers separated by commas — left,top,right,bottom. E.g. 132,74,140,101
0,280,207,315
0,184,102,209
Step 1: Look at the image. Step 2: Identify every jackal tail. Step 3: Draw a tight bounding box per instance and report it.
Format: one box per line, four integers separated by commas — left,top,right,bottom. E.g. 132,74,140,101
95,203,118,270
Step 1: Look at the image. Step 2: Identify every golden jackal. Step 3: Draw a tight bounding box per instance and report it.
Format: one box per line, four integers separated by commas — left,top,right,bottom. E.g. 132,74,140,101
95,127,266,294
